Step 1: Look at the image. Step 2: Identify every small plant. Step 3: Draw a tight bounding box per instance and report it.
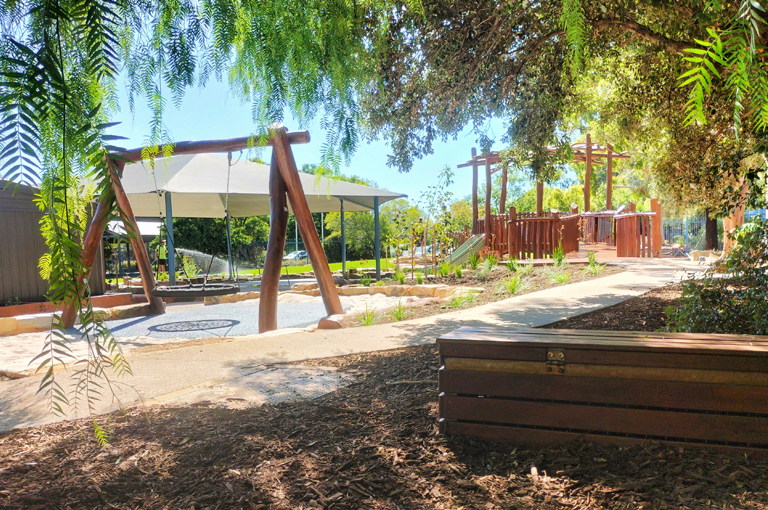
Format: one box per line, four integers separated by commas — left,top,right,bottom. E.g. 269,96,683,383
496,274,527,295
374,280,385,287
449,291,477,309
357,305,380,326
549,268,571,284
583,250,605,275
454,266,463,278
552,243,566,267
438,262,451,277
181,255,200,279
4,297,21,307
508,258,519,272
390,300,409,321
476,259,493,281
518,262,534,276
416,273,424,284
360,274,372,287
394,268,406,285
485,253,498,267
587,250,597,267
468,253,481,270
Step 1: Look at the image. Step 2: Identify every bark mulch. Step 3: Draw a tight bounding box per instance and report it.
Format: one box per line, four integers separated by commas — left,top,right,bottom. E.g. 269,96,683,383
539,284,683,332
2,330,767,509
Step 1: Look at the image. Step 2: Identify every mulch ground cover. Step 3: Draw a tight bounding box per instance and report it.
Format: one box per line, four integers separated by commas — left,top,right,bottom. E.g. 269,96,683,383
348,263,625,326
539,284,683,332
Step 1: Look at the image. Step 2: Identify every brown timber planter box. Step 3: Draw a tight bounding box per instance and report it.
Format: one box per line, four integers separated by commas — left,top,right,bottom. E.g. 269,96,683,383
437,327,768,451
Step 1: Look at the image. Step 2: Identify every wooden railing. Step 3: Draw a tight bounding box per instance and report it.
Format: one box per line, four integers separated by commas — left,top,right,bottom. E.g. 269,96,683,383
615,213,655,257
581,212,617,244
477,208,581,260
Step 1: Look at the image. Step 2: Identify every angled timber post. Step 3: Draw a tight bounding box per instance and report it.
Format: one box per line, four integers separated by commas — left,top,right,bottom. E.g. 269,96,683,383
259,151,288,333
61,190,115,328
109,159,165,317
272,127,343,317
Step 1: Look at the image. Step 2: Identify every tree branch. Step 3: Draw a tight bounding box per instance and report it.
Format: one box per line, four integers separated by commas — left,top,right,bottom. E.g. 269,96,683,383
592,18,692,54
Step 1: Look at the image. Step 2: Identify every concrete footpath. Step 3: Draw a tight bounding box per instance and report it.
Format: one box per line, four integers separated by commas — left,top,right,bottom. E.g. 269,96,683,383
0,258,701,432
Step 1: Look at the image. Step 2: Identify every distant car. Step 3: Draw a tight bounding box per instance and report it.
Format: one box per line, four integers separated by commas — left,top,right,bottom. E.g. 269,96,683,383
283,250,308,265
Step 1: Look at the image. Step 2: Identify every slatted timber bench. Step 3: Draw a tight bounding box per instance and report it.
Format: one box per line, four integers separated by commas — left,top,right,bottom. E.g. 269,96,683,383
437,327,768,451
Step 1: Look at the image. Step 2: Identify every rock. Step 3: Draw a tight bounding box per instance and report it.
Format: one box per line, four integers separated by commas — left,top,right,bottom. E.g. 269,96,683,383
450,287,485,298
370,286,387,294
204,291,260,305
0,317,18,335
339,286,371,296
108,302,163,320
385,286,407,297
15,313,54,333
333,276,348,286
317,314,345,329
432,286,457,299
291,282,319,291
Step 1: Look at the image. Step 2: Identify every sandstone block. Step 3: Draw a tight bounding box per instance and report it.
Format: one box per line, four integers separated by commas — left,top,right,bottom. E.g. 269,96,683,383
0,317,18,336
339,286,371,296
317,314,345,329
291,282,319,291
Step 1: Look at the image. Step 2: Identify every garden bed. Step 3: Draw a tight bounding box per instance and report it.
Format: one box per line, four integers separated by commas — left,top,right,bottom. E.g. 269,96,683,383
344,263,626,327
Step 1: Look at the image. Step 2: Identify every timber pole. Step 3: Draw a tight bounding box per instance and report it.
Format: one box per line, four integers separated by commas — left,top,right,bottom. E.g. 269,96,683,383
471,148,479,235
500,168,507,214
109,159,165,316
259,152,289,333
340,199,346,277
606,143,614,211
272,127,343,316
374,196,381,281
61,190,114,328
584,133,592,212
651,198,663,258
536,181,544,216
485,158,492,236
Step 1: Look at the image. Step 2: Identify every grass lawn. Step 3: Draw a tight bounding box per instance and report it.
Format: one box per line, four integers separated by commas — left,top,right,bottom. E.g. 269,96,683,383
238,258,393,275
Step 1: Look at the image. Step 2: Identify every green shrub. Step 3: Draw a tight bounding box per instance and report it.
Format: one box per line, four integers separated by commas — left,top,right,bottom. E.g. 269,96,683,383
468,253,481,270
668,219,768,334
476,259,493,281
508,258,519,272
496,274,527,295
518,262,534,276
454,266,463,278
394,268,406,285
449,291,477,308
374,280,385,287
547,267,571,284
390,300,409,321
357,305,380,326
416,273,424,284
485,253,498,267
552,243,566,266
360,274,371,287
181,255,200,278
438,262,451,277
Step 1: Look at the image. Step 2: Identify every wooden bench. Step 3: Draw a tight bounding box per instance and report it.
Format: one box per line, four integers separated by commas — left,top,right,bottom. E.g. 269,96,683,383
437,327,768,451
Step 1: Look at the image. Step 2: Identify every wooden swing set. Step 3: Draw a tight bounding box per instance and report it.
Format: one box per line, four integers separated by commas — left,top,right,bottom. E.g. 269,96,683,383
62,126,343,333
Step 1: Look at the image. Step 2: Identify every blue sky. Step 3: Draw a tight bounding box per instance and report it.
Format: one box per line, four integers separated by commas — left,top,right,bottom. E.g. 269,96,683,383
109,78,517,206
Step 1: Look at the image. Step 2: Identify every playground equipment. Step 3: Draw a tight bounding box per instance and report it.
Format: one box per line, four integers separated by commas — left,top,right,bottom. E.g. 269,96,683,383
447,234,486,266
456,136,662,260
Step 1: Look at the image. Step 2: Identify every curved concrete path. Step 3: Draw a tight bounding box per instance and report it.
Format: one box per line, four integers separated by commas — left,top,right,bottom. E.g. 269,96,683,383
0,258,702,432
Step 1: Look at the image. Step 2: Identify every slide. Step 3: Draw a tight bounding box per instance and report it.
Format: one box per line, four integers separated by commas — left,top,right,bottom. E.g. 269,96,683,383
444,234,485,266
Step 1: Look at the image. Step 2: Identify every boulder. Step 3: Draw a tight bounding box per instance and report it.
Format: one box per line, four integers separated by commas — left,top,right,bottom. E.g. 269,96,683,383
317,314,345,330
0,317,18,335
339,286,371,296
384,286,408,297
291,282,319,291
108,302,163,320
204,291,261,305
333,275,348,286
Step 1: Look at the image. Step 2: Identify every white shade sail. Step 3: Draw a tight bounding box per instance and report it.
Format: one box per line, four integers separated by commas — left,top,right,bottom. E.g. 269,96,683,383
121,153,406,218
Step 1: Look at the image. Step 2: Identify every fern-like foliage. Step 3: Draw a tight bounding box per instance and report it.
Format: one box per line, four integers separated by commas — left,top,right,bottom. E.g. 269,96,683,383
560,0,588,71
679,1,768,134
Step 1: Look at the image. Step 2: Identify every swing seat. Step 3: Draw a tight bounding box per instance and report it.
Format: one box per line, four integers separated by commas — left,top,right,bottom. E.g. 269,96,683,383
152,283,240,298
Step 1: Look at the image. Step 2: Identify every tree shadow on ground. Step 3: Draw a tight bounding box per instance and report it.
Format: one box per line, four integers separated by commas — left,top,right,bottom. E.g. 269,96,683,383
1,345,766,510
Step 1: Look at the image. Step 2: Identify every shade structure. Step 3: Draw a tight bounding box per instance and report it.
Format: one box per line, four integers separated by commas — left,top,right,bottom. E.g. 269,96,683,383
121,153,405,218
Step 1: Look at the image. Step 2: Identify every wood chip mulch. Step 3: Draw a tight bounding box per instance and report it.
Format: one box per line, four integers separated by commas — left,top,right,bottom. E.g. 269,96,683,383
2,333,767,509
539,284,683,332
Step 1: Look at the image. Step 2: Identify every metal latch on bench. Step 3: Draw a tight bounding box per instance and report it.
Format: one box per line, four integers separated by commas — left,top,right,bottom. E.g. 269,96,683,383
547,349,565,374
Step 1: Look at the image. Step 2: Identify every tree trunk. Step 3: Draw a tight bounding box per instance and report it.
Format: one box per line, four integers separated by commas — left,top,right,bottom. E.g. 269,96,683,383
705,207,718,251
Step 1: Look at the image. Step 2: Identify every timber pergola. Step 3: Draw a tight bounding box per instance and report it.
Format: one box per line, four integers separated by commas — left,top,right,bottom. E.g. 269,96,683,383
457,134,631,235
63,127,343,333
